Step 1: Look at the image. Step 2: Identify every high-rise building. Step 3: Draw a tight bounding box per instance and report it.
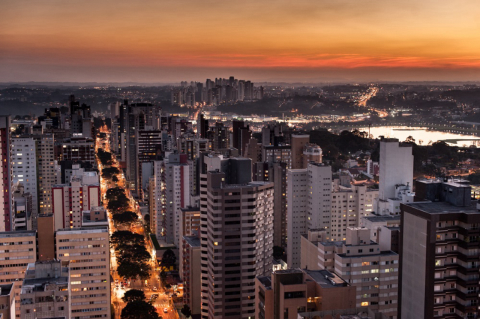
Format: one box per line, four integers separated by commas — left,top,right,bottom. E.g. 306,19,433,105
0,115,13,232
12,184,33,231
0,230,37,318
61,136,96,165
125,103,162,189
244,138,262,165
315,227,399,317
149,153,191,246
56,226,111,319
200,159,274,319
52,170,100,230
375,138,414,215
210,122,228,151
136,130,162,196
33,134,56,215
178,207,200,276
182,235,201,317
253,161,288,247
12,137,38,220
263,145,292,169
399,179,480,319
197,113,208,138
287,163,332,267
330,183,378,241
291,134,310,169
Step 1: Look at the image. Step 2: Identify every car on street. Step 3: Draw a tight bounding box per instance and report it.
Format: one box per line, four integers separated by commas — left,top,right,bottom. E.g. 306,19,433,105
153,287,157,291
163,308,168,313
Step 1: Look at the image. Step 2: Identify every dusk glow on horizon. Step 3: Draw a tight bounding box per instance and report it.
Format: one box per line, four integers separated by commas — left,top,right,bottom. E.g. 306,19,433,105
1,0,480,82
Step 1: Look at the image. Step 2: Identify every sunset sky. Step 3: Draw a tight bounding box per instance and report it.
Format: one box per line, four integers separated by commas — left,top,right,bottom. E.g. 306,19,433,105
1,0,480,83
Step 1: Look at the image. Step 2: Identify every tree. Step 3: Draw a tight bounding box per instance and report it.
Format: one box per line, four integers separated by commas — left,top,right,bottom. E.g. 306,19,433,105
112,211,138,226
160,249,176,270
121,300,159,319
102,167,120,179
159,270,167,284
404,136,416,144
106,187,126,200
117,244,151,264
112,175,119,183
111,231,145,247
117,260,151,280
122,289,146,303
107,198,129,212
97,148,113,166
181,304,192,318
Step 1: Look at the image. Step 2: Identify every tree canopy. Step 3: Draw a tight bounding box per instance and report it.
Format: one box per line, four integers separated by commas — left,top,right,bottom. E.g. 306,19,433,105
117,244,151,264
111,231,145,247
121,300,159,319
112,211,138,226
181,304,192,318
122,289,146,303
102,167,120,179
97,148,113,166
117,260,151,280
160,249,176,270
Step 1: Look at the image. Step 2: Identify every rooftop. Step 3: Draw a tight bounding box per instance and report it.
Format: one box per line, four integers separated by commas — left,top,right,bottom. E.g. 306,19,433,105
337,251,398,259
404,201,480,215
183,236,200,247
363,215,401,223
304,269,349,288
56,226,108,234
23,276,69,290
257,276,272,290
0,230,36,239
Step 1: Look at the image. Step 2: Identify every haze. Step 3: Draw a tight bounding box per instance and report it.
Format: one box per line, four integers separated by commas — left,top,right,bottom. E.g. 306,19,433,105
1,0,480,83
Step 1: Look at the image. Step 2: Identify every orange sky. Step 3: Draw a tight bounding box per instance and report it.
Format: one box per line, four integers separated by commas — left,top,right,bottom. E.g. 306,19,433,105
1,0,480,82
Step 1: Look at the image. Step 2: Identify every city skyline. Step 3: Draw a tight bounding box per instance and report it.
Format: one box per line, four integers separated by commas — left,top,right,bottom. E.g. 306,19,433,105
2,0,480,83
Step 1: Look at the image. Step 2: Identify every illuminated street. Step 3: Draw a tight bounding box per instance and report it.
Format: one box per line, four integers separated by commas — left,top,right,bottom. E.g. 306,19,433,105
96,126,176,319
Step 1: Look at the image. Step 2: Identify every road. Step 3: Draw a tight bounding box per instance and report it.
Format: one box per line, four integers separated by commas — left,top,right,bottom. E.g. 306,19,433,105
96,125,176,319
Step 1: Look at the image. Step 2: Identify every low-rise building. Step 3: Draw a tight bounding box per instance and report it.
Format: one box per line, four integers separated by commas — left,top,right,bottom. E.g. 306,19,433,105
255,268,356,319
20,261,70,319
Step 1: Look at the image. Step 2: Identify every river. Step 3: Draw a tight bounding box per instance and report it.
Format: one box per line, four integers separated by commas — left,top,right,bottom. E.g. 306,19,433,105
355,126,480,146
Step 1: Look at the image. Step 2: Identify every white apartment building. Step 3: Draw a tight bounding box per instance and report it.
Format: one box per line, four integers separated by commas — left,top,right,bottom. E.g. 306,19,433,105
286,169,308,268
330,183,378,241
149,153,191,246
56,226,110,319
287,163,331,267
375,138,414,215
52,173,100,230
11,137,38,219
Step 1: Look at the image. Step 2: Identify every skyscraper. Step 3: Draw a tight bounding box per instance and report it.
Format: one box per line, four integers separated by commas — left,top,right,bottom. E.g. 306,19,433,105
375,138,414,215
287,163,332,267
399,179,479,319
0,115,13,232
200,167,274,319
11,136,38,220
